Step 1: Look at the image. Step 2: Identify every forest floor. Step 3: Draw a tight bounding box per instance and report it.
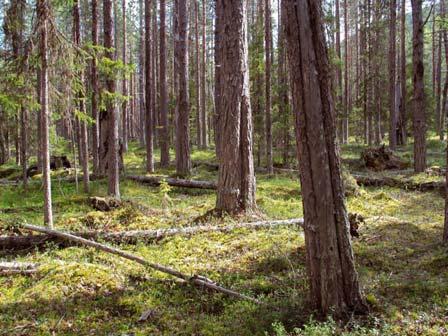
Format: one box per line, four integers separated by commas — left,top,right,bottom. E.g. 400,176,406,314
0,139,447,336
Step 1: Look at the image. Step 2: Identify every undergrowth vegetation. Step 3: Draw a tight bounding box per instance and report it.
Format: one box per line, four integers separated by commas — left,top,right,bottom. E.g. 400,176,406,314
0,142,447,335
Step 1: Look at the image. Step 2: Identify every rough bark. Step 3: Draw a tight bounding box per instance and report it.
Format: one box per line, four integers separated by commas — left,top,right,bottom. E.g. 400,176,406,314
194,0,202,148
411,0,427,173
215,0,256,214
102,0,120,198
38,0,53,227
174,0,192,176
159,0,170,167
283,0,367,316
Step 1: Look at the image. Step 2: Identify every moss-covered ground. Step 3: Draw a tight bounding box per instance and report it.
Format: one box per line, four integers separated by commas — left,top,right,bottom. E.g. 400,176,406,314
0,141,447,335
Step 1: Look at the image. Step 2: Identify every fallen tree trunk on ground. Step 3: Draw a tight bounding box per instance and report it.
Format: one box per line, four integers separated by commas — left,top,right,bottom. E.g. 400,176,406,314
353,174,445,193
0,261,38,275
22,224,262,304
0,219,304,251
127,175,217,190
192,161,300,174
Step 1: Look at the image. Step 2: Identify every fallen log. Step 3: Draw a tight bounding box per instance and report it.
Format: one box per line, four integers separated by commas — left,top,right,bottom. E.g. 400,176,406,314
0,261,38,275
0,218,304,250
191,161,300,174
22,224,262,304
127,175,217,190
353,174,445,193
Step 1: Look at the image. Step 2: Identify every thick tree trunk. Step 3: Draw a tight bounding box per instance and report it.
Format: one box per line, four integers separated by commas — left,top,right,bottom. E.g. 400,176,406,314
283,0,367,317
389,0,397,150
38,0,53,227
145,0,154,173
175,0,191,176
411,0,427,173
215,0,256,214
214,0,222,158
159,0,170,167
102,0,120,198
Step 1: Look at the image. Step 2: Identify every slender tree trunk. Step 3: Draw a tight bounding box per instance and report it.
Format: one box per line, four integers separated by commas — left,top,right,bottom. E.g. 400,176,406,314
343,0,349,144
398,0,407,145
283,0,367,317
102,0,120,198
175,0,191,176
215,0,256,214
436,25,443,138
38,0,53,227
411,0,427,172
145,0,154,173
200,0,208,149
335,0,344,142
194,0,202,148
265,0,273,174
159,0,170,167
389,0,397,150
441,0,448,141
91,0,100,175
214,0,222,158
122,0,129,153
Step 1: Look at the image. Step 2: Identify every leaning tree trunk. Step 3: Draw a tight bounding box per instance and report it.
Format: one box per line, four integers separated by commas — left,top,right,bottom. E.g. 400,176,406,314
38,0,53,227
174,0,191,177
411,0,427,173
282,0,367,317
102,0,120,198
215,0,256,215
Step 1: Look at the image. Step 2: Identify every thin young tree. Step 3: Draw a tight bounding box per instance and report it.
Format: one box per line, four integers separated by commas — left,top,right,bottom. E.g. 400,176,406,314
282,0,367,316
215,0,256,214
200,0,208,149
174,0,191,176
145,0,154,173
38,0,53,226
159,0,170,167
411,0,427,172
265,0,273,174
91,0,100,175
398,0,407,145
122,0,129,153
389,0,397,150
73,0,89,193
